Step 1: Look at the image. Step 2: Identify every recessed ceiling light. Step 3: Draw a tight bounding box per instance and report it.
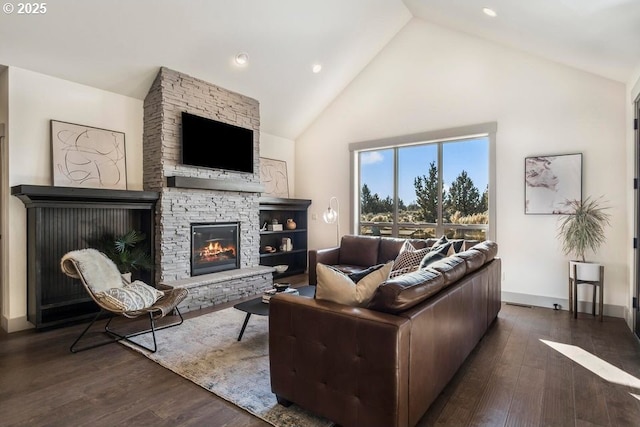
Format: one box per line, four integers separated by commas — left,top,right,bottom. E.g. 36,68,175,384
482,7,497,17
234,52,249,66
312,63,322,74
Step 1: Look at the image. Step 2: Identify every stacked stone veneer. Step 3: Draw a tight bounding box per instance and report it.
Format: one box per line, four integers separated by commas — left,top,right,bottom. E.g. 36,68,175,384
143,67,272,311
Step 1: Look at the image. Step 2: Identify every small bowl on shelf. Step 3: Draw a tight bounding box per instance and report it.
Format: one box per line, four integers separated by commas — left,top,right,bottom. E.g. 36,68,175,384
273,264,289,274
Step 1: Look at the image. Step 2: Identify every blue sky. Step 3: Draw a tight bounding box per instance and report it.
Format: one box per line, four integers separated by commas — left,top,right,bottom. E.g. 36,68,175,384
360,137,489,206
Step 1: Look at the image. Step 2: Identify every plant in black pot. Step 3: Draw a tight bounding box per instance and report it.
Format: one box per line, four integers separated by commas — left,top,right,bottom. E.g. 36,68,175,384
86,229,153,281
557,196,611,281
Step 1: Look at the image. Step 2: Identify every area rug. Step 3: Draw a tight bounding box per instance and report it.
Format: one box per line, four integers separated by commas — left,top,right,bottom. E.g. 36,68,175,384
120,307,333,427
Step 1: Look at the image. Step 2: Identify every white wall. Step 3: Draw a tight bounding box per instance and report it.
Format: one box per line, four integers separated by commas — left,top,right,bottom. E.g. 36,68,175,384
260,132,296,197
2,67,143,332
296,19,628,315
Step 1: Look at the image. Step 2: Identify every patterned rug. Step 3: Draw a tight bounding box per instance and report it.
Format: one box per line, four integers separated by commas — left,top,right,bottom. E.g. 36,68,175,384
121,307,332,427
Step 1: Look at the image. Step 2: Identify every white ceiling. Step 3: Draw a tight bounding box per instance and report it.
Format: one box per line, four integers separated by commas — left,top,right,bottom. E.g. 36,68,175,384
1,0,639,140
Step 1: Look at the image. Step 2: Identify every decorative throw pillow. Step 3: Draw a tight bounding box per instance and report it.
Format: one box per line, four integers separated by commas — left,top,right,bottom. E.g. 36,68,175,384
419,242,452,269
390,241,432,275
447,239,465,256
348,263,386,283
316,262,393,307
96,280,164,312
432,235,449,247
389,265,420,278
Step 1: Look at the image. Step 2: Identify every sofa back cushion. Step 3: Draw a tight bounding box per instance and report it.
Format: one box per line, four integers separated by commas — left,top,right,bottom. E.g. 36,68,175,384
456,249,486,273
425,256,467,287
338,235,380,267
377,238,430,264
367,269,445,314
469,240,498,261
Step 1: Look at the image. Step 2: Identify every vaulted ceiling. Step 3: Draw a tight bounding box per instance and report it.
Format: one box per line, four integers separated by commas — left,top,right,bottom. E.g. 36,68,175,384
1,0,639,139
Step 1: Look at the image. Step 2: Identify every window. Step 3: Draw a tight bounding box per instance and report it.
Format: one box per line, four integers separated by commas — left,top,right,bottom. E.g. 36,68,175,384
350,123,496,241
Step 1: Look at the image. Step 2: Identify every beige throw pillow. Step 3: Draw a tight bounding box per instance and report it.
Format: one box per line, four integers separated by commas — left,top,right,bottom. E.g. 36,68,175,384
96,280,164,312
316,262,393,307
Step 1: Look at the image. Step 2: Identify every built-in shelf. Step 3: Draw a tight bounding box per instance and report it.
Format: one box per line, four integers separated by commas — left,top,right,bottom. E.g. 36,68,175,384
166,176,265,193
259,197,312,279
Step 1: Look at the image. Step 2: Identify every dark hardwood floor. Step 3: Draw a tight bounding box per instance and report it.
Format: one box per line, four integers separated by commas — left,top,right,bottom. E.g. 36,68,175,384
2,275,640,426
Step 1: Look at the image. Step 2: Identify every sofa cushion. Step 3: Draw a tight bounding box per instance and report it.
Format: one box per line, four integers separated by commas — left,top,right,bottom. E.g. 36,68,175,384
469,240,498,261
390,241,432,276
316,262,393,307
426,256,467,286
418,242,452,269
456,249,486,273
338,235,380,267
367,268,446,314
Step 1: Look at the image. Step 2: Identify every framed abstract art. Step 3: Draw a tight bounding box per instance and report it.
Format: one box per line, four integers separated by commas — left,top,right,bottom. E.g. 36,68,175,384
51,120,127,190
525,153,582,214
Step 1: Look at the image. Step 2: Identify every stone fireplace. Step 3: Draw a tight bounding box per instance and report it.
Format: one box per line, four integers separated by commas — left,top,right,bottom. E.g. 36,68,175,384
142,67,273,311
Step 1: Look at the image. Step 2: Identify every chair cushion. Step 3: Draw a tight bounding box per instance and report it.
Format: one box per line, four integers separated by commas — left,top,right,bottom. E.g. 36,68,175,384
96,281,164,312
315,262,393,307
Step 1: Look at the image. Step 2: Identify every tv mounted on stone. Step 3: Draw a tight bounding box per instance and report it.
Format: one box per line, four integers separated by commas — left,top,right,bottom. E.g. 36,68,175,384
181,111,254,173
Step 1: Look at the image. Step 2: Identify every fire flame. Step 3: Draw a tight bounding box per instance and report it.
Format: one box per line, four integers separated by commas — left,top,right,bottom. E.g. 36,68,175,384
197,240,236,262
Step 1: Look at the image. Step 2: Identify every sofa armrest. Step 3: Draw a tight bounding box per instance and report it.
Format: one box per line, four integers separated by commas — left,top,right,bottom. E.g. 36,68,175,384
269,295,410,427
308,247,340,285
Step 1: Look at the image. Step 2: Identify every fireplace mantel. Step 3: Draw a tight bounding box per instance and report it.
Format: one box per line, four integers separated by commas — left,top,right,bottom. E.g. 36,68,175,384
12,184,159,206
166,176,265,193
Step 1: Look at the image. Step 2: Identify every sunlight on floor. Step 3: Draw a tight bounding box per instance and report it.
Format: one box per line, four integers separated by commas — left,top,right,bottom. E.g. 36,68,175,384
540,339,640,401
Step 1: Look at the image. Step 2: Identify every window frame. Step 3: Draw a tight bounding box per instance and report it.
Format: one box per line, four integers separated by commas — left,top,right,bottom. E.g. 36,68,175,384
349,122,497,241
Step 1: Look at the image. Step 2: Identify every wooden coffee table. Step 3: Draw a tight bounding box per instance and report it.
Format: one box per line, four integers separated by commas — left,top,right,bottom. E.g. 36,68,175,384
233,285,316,341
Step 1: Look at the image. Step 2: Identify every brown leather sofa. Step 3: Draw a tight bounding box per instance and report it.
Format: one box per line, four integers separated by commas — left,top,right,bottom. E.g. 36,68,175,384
269,238,501,427
308,234,479,285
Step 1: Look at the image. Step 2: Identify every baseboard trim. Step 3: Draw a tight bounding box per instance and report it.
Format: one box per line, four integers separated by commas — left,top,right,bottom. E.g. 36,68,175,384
1,314,34,333
501,291,626,319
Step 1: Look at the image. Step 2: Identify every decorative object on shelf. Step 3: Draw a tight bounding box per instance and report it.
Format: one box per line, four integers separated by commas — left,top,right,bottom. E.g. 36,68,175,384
273,264,289,273
323,196,340,245
51,120,127,190
259,157,289,198
262,245,276,253
525,153,582,214
260,221,268,232
267,218,283,231
280,238,293,252
286,218,297,230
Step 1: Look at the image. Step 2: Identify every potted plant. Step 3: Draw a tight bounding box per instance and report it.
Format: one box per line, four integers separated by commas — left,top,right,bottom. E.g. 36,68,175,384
86,229,153,281
557,196,611,281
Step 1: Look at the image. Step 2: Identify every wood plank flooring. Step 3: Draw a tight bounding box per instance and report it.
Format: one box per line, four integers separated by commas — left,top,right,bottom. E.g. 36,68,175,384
2,277,640,426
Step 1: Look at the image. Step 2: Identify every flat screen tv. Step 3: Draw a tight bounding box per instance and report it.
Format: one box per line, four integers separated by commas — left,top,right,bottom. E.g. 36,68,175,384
181,111,254,173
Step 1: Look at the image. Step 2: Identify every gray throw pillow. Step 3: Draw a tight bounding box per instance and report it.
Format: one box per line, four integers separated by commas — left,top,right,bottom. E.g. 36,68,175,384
419,242,452,269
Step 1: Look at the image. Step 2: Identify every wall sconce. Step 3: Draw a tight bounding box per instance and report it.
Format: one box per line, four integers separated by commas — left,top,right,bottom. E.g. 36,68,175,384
323,196,340,245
